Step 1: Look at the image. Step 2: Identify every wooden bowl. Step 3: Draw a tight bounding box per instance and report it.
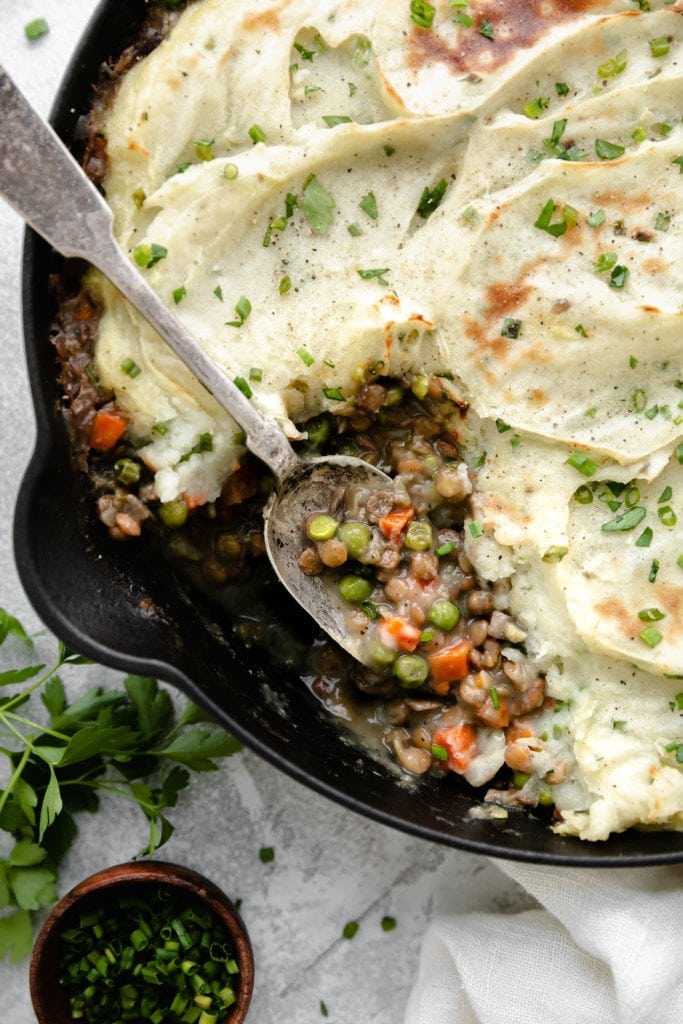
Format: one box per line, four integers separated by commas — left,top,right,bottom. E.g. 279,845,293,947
29,861,254,1024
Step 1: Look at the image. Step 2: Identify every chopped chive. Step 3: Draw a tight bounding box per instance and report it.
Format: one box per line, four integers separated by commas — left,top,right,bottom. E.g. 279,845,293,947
410,0,436,29
25,17,49,40
655,212,671,232
555,82,570,96
279,275,292,295
259,846,275,863
638,607,666,622
639,625,663,648
597,50,627,79
542,546,568,563
612,720,627,732
248,124,266,144
575,324,588,337
320,1000,330,1017
649,37,670,58
249,367,263,382
342,921,359,939
436,541,456,556
601,506,646,532
381,916,397,932
453,10,474,27
673,156,683,174
635,527,653,548
384,144,396,156
567,451,598,477
173,285,187,304
195,139,215,161
479,18,494,39
649,559,660,582
490,687,500,710
347,223,363,236
223,162,239,180
431,743,448,761
121,358,142,379
132,187,146,209
297,348,315,367
658,485,673,504
233,377,253,399
658,506,677,527
213,285,223,301
468,521,484,538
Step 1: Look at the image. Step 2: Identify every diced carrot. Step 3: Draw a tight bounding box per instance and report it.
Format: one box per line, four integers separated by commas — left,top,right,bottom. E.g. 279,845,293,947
477,695,510,730
433,724,478,774
378,506,414,542
89,410,127,452
182,493,207,511
379,616,421,652
428,638,471,685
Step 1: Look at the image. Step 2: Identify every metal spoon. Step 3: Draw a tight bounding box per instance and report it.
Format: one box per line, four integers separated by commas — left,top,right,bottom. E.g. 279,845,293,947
0,65,391,666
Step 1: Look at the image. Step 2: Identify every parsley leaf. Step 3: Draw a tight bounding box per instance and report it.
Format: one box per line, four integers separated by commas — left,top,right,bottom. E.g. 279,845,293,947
302,175,336,235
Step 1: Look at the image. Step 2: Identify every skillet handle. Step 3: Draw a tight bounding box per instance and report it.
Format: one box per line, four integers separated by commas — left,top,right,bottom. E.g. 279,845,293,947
0,64,300,485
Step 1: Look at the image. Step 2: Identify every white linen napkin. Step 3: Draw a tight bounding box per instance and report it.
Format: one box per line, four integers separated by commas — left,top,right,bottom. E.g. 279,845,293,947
405,859,683,1024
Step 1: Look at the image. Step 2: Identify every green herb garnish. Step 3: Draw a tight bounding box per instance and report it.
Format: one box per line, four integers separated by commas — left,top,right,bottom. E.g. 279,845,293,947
24,18,49,40
417,179,448,219
226,295,252,328
410,0,436,29
359,191,379,220
302,175,336,235
133,243,168,269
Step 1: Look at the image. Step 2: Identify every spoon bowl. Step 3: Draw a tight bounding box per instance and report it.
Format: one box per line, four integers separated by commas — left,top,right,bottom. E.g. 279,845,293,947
264,455,391,664
0,65,390,667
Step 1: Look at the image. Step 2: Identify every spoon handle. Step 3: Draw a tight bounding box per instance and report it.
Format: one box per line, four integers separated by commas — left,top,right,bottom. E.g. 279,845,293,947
0,65,299,485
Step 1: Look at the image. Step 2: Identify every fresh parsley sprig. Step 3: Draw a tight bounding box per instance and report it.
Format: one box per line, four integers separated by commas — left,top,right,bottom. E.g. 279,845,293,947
0,608,243,962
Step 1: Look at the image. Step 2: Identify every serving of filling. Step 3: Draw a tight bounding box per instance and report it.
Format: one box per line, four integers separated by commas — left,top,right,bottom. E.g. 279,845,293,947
53,0,683,840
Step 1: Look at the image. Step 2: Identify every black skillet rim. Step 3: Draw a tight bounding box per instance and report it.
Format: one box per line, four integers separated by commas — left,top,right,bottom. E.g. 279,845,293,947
13,0,683,867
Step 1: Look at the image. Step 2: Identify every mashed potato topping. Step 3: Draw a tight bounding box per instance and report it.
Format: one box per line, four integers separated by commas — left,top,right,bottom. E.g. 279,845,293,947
93,0,683,839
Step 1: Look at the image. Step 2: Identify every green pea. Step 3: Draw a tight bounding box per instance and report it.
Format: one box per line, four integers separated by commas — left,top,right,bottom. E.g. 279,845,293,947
393,654,429,688
307,515,338,541
367,642,395,669
337,521,372,558
537,790,555,807
513,771,531,789
427,599,460,631
404,521,433,551
338,575,373,603
158,500,188,529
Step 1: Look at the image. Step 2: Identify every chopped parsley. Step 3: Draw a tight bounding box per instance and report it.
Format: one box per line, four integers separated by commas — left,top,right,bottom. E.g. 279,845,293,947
347,223,363,236
133,243,168,268
172,285,186,304
501,318,522,338
555,82,570,96
213,285,223,301
359,191,379,220
609,265,629,289
322,115,353,128
635,527,653,548
575,324,588,337
381,916,397,932
259,846,275,863
673,156,683,174
302,175,336,235
523,96,550,120
594,252,617,272
226,295,252,328
595,139,625,160
358,268,390,285
417,178,448,218
587,209,606,227
534,199,573,237
279,275,292,295
479,18,494,39
342,921,359,939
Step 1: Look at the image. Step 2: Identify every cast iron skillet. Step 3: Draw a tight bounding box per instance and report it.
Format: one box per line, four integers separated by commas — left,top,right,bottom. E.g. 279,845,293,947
14,0,683,866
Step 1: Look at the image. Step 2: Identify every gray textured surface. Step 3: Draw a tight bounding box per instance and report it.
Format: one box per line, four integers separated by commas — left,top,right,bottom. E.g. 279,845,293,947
0,4,530,1021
